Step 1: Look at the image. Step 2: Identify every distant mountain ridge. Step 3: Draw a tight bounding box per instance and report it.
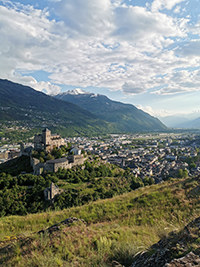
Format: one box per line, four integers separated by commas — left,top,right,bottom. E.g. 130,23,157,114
160,115,200,128
176,117,200,129
0,79,117,136
0,79,167,135
54,89,167,132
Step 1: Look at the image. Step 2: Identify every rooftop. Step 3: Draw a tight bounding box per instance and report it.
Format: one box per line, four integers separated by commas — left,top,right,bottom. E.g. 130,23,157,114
46,158,68,164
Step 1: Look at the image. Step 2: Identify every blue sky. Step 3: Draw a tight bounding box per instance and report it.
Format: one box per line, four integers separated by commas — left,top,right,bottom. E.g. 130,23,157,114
1,0,200,119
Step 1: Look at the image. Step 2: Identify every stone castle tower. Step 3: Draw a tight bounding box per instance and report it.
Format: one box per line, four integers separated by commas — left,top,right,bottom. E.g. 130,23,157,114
34,128,64,152
42,128,51,150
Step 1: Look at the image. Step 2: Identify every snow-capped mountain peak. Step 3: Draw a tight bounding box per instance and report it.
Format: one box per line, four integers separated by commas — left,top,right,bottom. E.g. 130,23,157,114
64,88,91,95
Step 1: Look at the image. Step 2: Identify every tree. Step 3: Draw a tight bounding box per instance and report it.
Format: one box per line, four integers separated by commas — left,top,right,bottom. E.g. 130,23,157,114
190,162,196,170
55,149,63,159
40,151,45,158
124,167,130,177
130,176,144,190
178,169,183,178
47,154,54,160
182,169,188,178
178,168,188,178
39,157,44,163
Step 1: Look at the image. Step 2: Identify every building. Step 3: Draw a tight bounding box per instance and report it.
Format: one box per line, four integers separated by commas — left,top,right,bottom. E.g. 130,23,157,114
31,154,86,175
34,128,64,152
70,147,81,155
44,182,62,201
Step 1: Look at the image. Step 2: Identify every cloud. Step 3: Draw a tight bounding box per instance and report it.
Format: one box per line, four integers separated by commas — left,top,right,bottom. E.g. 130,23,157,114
137,105,171,117
6,74,61,95
0,0,199,98
54,0,113,37
189,20,200,36
176,40,200,57
113,5,185,41
122,81,146,95
152,69,200,95
151,0,186,12
174,6,181,13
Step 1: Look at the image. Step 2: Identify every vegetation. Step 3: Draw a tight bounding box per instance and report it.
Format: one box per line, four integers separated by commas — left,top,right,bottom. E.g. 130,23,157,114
0,79,167,139
0,176,200,266
0,156,150,218
0,79,117,137
54,91,167,132
0,155,33,176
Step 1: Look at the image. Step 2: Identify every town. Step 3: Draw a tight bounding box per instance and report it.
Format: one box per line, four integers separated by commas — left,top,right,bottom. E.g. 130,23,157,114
1,130,200,183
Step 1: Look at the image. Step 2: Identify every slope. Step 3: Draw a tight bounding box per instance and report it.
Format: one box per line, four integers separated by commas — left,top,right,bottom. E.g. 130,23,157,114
176,116,200,129
1,176,200,266
0,79,116,136
54,90,167,132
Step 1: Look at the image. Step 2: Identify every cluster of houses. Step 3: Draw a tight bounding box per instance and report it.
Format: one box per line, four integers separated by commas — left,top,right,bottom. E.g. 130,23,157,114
0,144,22,164
1,131,200,183
1,130,200,201
65,133,200,183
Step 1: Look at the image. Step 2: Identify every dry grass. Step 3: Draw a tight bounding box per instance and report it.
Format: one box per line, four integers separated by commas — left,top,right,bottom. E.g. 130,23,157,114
1,177,200,266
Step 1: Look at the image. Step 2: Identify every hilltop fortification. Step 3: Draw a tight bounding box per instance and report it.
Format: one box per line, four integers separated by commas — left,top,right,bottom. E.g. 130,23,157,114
34,128,64,152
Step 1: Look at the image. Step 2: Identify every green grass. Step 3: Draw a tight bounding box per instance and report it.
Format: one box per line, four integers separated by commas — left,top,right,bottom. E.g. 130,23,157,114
1,177,200,266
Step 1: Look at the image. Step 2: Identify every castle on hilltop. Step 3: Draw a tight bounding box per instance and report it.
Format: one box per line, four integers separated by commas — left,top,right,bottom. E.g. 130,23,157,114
32,128,86,175
34,128,64,152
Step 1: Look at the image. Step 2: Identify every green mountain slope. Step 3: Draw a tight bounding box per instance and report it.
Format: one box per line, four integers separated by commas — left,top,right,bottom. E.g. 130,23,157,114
0,79,117,135
54,90,167,132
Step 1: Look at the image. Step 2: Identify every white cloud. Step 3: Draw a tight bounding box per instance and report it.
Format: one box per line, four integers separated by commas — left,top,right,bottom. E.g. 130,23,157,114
151,0,186,12
137,105,171,117
6,74,61,95
0,0,199,99
174,6,181,13
152,69,200,95
113,5,186,41
54,0,113,37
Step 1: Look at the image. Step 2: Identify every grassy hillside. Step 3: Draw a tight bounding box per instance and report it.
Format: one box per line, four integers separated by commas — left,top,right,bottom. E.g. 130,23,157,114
55,92,167,132
0,79,117,136
1,176,200,266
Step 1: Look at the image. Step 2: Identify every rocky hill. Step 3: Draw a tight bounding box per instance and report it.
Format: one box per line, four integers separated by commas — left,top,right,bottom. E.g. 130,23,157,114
54,89,167,132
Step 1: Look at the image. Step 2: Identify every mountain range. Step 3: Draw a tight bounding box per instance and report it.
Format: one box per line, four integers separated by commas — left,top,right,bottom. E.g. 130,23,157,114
0,79,116,136
160,114,200,128
0,79,166,135
53,89,167,132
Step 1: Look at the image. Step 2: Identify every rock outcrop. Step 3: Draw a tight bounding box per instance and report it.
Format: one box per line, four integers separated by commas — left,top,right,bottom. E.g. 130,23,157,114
165,252,200,266
131,217,200,267
38,217,87,235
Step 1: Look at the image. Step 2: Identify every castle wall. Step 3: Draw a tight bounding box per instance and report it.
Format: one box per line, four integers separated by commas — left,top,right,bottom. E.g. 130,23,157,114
45,158,71,172
34,135,43,151
54,161,71,172
31,153,87,175
71,155,86,167
0,151,9,159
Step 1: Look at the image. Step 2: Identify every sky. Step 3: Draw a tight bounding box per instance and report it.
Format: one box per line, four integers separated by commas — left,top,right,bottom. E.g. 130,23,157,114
1,0,200,119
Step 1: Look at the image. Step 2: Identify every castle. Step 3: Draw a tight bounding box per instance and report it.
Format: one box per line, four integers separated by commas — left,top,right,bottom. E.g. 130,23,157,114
34,128,64,152
31,154,86,175
32,128,87,175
